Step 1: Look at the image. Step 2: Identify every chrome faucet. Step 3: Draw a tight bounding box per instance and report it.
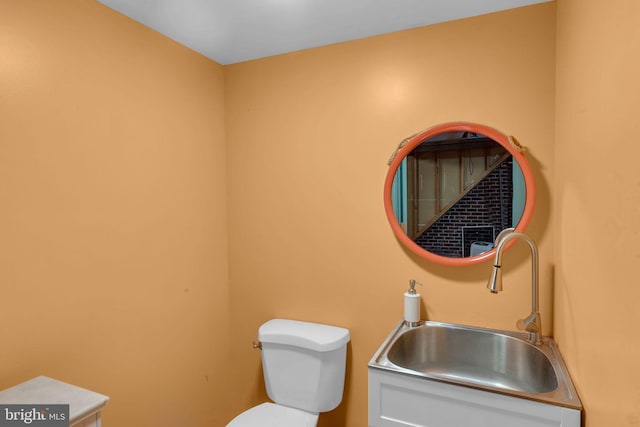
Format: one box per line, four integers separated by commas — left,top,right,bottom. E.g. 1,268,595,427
487,230,542,345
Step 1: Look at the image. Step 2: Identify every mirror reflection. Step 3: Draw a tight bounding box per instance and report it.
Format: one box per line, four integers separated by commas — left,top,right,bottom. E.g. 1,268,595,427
390,131,525,258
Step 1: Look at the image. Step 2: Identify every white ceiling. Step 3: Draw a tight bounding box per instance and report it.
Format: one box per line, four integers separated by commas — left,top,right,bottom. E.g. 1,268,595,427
96,0,551,65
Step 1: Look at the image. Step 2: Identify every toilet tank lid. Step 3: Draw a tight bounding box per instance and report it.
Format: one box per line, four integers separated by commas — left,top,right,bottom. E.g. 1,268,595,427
259,319,350,352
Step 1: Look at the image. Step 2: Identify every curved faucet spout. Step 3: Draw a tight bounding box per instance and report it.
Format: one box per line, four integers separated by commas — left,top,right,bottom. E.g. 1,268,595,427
494,227,515,247
486,231,542,345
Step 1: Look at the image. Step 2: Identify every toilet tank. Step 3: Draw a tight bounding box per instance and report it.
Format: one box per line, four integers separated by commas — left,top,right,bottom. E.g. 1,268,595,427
258,319,350,413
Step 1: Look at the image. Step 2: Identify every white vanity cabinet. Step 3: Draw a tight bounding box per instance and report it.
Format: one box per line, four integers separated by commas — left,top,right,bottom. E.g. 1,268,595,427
369,369,581,427
0,376,109,427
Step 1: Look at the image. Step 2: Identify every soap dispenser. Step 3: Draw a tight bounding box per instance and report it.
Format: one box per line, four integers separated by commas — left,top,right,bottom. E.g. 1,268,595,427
404,280,422,326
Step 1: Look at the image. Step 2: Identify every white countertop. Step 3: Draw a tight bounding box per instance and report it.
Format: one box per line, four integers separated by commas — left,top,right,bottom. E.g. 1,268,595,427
0,376,109,424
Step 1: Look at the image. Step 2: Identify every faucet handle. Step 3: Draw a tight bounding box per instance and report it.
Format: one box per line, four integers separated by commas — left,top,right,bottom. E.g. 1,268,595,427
517,312,542,345
516,313,542,345
517,312,540,332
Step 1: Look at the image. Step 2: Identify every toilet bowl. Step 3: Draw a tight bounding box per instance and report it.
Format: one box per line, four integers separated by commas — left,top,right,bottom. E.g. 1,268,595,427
227,403,318,427
226,319,350,427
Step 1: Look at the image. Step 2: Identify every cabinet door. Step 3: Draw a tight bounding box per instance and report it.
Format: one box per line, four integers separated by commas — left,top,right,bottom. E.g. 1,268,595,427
369,369,580,427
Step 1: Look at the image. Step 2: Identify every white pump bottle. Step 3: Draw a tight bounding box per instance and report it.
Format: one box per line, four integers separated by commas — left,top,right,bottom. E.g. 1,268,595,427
404,279,422,326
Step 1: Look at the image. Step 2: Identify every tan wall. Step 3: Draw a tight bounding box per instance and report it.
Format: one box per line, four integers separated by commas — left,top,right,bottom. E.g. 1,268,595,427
555,0,640,425
8,1,636,426
0,1,230,425
225,4,556,426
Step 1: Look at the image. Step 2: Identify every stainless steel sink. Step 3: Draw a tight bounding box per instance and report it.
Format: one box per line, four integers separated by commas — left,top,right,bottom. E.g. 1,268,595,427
369,320,582,409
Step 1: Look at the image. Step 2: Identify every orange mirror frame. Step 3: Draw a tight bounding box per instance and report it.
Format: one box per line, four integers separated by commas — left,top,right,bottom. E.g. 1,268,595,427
383,122,536,266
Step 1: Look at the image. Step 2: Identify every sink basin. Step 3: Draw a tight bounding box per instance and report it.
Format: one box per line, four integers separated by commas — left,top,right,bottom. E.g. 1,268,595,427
387,324,557,393
369,320,582,409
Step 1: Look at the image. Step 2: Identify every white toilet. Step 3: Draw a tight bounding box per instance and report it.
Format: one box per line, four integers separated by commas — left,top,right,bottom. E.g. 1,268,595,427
227,319,350,427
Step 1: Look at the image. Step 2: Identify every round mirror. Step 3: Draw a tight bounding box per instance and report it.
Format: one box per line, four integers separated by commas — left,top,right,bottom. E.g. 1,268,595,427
383,122,536,266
